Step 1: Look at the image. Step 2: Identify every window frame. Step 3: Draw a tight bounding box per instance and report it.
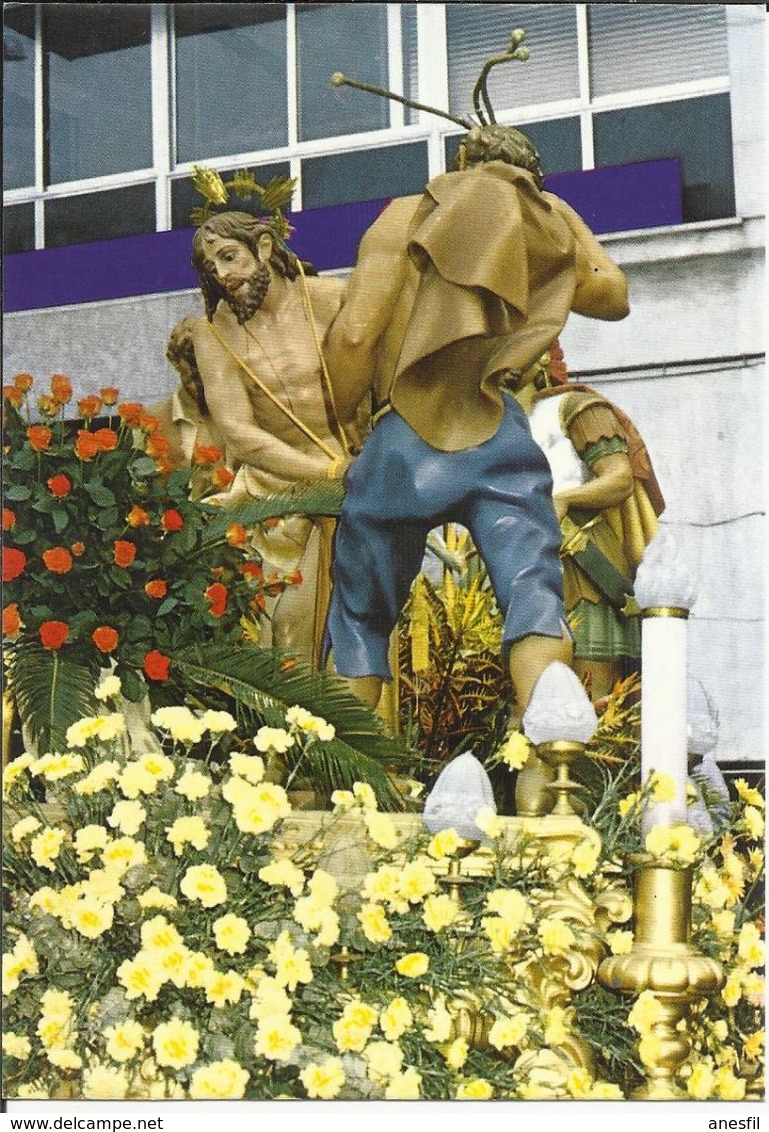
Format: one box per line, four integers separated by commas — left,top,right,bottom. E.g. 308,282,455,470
3,2,733,250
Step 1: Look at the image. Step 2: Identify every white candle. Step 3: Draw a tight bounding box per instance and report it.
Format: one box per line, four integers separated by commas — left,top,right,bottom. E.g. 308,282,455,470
634,531,698,833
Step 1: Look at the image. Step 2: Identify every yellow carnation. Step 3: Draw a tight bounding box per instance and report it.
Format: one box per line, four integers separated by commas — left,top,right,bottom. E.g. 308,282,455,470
365,810,399,849
618,791,640,817
3,753,34,798
102,836,147,873
180,863,227,908
11,815,41,842
300,1057,345,1099
444,1036,468,1070
253,1013,302,1061
117,952,165,1002
2,1032,32,1059
30,827,66,870
73,824,109,862
544,1005,569,1046
105,1020,145,1063
538,917,576,955
498,730,530,770
649,771,678,803
607,930,634,955
258,858,305,896
735,779,764,809
628,990,664,1032
107,800,146,836
686,1062,715,1099
422,997,453,1043
485,888,530,929
399,860,436,904
228,753,265,783
268,931,313,991
384,1067,422,1099
380,997,413,1042
427,827,460,859
30,752,85,781
358,902,392,943
743,805,764,840
70,896,115,939
645,823,700,866
152,1018,199,1069
73,760,120,795
571,838,600,877
201,967,245,1008
138,886,178,912
715,1066,746,1101
166,815,210,856
189,1059,249,1099
82,1064,130,1099
213,913,251,955
456,1078,494,1100
395,952,429,978
364,1039,405,1081
422,893,459,933
352,781,377,810
489,1012,528,1050
249,976,292,1021
175,768,212,800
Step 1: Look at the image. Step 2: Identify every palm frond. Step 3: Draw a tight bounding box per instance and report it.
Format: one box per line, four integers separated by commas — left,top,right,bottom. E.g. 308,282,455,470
173,643,412,805
296,738,405,810
12,645,100,753
201,479,346,544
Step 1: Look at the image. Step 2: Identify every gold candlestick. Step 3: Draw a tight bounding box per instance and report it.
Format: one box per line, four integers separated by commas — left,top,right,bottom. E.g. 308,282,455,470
598,861,723,1098
536,740,585,816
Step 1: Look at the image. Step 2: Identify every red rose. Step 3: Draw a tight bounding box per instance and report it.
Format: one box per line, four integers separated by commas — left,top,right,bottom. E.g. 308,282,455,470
27,425,53,452
285,570,303,586
2,547,27,582
100,386,119,406
212,466,235,489
161,509,184,532
92,625,119,652
47,474,72,498
117,402,144,427
39,620,69,649
192,444,223,466
13,373,34,392
205,582,228,618
138,412,161,434
144,579,168,599
2,508,16,531
143,650,170,681
50,374,73,404
2,603,21,640
78,395,102,418
113,540,137,567
240,561,263,580
126,505,150,527
93,427,119,452
3,386,24,408
42,547,73,574
75,430,100,461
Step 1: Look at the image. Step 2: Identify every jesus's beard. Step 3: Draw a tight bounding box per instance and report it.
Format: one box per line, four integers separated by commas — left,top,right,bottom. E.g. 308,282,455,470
220,263,272,324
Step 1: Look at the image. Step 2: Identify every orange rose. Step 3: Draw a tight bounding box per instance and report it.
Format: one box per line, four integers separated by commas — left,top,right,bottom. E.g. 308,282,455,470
36,394,57,417
75,430,100,461
145,433,170,460
126,505,150,527
285,570,303,586
42,547,73,574
161,509,184,532
226,523,247,547
71,542,85,556
192,444,223,466
47,474,72,498
27,425,53,452
50,374,73,404
205,582,228,618
92,625,119,653
240,561,263,580
2,508,16,531
100,387,120,406
13,373,34,392
143,650,170,681
113,540,137,568
93,427,118,452
3,385,24,408
2,603,21,640
117,402,144,427
212,466,235,489
78,395,102,418
39,621,69,649
138,412,161,434
144,579,168,599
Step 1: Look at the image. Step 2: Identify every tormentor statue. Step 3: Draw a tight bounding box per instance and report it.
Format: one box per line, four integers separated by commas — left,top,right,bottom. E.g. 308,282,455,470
322,124,630,730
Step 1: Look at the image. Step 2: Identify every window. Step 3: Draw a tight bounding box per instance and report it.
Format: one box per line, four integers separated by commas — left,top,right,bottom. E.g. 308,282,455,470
2,3,737,253
170,162,292,229
3,203,35,253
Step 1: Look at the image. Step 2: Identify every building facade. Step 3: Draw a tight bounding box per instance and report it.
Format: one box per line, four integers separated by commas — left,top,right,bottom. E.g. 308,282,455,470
3,3,765,763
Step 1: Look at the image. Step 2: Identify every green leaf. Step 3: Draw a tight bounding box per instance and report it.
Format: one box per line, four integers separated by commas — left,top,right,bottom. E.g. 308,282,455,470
85,482,117,507
12,644,101,752
94,507,119,530
117,666,147,703
156,596,180,616
200,479,346,545
10,446,37,471
131,456,159,480
4,484,32,501
52,508,70,534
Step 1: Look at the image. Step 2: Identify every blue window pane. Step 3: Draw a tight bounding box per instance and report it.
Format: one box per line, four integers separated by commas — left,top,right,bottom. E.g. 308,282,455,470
3,9,36,189
302,143,429,210
594,95,735,223
44,4,153,184
445,117,582,177
3,204,35,253
175,6,288,164
171,162,292,229
297,4,389,141
45,184,155,247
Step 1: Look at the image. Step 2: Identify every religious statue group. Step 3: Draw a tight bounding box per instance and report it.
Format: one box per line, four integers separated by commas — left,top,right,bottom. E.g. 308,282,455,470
154,117,664,811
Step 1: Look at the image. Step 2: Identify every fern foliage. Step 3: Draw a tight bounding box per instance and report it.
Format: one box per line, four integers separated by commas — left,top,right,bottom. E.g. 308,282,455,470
12,644,100,754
